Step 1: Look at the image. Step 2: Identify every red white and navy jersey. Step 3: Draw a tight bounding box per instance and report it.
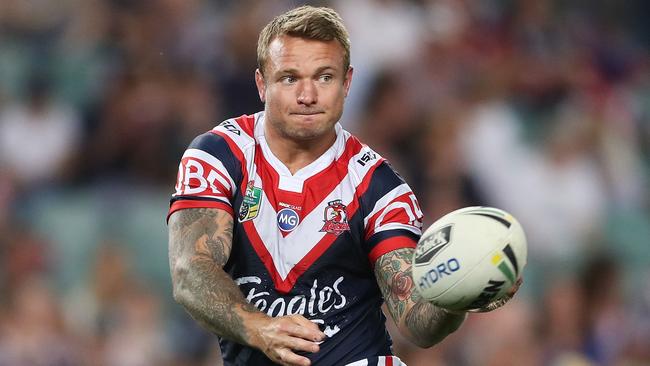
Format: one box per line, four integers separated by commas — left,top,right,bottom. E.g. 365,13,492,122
169,112,423,365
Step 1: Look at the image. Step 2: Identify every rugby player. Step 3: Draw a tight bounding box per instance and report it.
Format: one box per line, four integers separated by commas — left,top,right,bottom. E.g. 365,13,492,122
168,6,519,366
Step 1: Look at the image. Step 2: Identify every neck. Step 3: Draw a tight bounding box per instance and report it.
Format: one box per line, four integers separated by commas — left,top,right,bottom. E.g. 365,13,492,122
264,125,337,175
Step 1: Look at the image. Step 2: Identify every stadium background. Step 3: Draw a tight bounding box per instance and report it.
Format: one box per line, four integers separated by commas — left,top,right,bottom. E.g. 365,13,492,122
0,0,649,364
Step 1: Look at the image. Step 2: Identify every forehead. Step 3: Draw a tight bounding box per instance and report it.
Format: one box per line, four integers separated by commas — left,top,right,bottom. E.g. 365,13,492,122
266,36,344,73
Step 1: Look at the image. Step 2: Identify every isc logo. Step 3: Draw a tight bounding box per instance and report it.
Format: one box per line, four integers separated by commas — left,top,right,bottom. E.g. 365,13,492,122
277,208,300,232
219,120,241,135
356,151,377,166
417,258,461,291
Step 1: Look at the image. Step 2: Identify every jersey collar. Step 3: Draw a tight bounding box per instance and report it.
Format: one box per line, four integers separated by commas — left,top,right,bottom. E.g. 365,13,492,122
254,111,346,179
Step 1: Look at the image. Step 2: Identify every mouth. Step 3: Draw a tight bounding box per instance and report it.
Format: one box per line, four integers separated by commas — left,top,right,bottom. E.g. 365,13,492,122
291,111,324,116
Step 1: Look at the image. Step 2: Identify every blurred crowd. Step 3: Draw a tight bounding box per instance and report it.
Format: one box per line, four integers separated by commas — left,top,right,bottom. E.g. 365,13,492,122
0,0,649,365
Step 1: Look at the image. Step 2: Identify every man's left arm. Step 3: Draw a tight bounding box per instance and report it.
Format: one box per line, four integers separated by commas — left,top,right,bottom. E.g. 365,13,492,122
374,247,466,348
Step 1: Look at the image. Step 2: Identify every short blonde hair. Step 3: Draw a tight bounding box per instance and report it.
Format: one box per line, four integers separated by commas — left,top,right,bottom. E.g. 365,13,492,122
257,5,351,77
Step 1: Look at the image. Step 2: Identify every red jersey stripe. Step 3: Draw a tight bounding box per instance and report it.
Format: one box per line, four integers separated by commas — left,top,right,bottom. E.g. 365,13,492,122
233,114,256,137
240,220,286,289
368,236,417,267
167,200,234,222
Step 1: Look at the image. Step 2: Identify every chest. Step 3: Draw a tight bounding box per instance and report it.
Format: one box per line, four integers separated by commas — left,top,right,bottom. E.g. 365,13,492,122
236,144,361,236
231,149,367,293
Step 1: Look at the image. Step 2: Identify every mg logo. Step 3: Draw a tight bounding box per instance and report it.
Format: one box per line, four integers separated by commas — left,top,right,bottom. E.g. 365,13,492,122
277,208,300,232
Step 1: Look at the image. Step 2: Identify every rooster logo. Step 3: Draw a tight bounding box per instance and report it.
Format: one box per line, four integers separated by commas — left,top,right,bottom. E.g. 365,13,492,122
320,199,350,235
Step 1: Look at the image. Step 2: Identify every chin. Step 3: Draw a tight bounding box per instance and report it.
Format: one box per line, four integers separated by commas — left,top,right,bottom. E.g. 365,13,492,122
289,128,325,141
271,114,336,141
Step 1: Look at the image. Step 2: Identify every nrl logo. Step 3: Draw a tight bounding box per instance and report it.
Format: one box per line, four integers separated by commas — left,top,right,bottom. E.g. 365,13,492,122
320,199,350,236
239,181,262,222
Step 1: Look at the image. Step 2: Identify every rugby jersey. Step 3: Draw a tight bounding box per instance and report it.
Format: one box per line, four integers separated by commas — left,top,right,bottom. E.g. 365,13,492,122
169,112,422,365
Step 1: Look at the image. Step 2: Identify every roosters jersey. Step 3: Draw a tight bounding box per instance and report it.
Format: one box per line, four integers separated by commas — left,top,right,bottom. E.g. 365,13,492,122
169,112,423,365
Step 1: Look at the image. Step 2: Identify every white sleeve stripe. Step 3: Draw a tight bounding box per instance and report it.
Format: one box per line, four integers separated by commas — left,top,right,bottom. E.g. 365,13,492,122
363,183,414,227
170,194,230,204
182,148,236,192
373,223,421,235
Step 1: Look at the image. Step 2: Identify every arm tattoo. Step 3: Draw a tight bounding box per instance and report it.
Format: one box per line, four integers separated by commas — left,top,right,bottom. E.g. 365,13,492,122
374,248,418,321
169,208,259,345
404,299,465,346
374,247,466,347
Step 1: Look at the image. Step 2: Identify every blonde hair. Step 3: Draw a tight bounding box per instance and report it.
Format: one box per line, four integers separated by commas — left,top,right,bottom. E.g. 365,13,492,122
257,5,351,77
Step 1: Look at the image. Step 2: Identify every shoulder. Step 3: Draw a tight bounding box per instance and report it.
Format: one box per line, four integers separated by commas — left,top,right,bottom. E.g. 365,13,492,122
341,131,384,174
180,114,262,177
185,113,261,157
341,131,406,188
208,113,259,151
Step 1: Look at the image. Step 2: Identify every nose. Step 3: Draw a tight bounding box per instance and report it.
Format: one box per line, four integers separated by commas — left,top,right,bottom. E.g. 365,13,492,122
297,80,317,106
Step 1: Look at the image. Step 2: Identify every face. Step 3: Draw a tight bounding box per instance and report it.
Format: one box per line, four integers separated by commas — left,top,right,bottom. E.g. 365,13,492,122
255,35,353,144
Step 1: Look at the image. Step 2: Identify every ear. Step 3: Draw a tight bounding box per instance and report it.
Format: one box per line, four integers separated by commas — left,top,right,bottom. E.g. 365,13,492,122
343,66,354,98
255,69,266,103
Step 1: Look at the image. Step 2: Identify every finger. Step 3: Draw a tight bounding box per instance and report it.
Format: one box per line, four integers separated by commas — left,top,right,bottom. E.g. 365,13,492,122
287,316,326,341
282,336,321,354
284,323,325,344
507,277,523,297
291,315,322,331
276,347,312,366
470,296,509,313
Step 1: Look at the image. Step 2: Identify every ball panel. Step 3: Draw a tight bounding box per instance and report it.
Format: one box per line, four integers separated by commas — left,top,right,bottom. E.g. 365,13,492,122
428,247,505,305
432,245,518,311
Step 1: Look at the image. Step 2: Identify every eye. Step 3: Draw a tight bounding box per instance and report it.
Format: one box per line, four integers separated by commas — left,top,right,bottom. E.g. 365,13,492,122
319,74,333,83
281,76,297,84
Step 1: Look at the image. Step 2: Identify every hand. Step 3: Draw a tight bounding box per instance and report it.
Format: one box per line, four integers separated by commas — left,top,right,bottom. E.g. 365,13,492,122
471,277,523,313
250,314,326,366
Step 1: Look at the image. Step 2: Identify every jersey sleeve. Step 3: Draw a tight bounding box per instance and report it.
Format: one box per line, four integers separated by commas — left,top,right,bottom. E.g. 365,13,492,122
167,131,243,221
361,161,424,265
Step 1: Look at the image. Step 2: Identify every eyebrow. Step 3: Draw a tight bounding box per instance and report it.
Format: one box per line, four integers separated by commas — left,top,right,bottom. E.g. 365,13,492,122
276,65,339,76
314,66,337,74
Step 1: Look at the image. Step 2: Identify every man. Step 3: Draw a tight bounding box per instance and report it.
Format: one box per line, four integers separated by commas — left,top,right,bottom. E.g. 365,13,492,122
168,6,519,366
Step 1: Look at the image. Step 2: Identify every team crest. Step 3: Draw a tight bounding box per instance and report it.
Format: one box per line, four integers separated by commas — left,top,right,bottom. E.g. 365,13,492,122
239,181,262,222
320,199,350,236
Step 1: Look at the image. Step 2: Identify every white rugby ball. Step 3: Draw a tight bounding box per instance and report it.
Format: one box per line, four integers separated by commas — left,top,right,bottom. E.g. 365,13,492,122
412,206,527,311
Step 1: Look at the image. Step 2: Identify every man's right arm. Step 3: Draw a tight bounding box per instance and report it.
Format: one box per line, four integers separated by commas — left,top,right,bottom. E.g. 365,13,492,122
168,207,325,366
168,207,259,343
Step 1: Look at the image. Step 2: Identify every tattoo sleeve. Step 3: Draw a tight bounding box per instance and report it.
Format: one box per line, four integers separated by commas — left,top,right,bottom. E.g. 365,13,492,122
374,247,466,348
169,208,260,345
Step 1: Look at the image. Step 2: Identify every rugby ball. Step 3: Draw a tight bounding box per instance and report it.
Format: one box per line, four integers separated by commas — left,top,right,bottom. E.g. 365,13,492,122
412,206,527,311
